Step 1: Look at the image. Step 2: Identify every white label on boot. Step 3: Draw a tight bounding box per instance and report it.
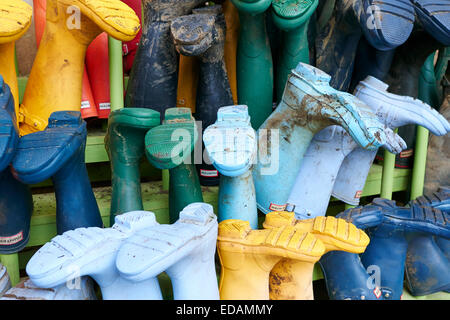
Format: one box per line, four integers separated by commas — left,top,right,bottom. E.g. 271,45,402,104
200,169,218,177
99,103,111,110
81,101,91,109
0,232,23,246
269,203,287,212
400,150,413,158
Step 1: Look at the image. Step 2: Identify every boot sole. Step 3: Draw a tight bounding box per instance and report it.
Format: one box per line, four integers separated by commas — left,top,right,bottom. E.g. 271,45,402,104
412,0,450,45
0,0,32,43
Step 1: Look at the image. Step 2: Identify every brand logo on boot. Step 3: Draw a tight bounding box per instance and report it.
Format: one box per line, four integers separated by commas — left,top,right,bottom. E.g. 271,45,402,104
200,169,218,177
399,149,413,158
269,203,287,212
354,190,363,199
373,287,382,299
0,231,23,246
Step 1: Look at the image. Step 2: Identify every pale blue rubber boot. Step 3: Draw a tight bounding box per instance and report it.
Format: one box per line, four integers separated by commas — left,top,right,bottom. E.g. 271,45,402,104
332,76,450,206
26,211,163,300
0,264,11,297
203,105,258,228
253,63,404,214
116,203,219,300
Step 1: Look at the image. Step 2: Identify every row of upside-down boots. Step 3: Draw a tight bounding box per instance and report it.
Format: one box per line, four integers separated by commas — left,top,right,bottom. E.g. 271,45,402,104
0,0,449,299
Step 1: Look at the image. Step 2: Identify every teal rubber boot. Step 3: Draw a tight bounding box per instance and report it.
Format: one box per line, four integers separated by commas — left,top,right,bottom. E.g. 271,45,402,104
271,0,319,101
145,108,203,223
231,0,274,129
105,108,161,226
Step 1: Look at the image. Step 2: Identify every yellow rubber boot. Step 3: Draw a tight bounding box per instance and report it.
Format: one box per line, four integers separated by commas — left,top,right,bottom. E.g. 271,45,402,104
0,0,33,123
263,212,370,300
19,0,140,135
217,219,325,300
176,56,198,112
222,0,239,105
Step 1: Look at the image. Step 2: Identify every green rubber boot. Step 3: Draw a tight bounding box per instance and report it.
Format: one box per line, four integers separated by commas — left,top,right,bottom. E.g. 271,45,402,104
271,0,319,102
231,0,273,129
145,108,204,223
105,108,161,226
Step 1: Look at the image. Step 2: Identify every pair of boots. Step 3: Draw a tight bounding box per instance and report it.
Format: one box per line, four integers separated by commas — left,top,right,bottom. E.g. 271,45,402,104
105,107,204,225
320,198,450,300
26,203,219,300
217,212,370,300
286,75,450,219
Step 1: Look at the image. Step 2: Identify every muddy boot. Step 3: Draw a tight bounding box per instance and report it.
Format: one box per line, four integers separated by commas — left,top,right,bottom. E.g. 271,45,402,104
125,0,206,121
271,0,319,101
0,264,10,297
331,76,449,207
203,105,258,228
0,76,19,172
263,212,370,300
171,5,234,186
217,219,325,300
353,0,415,51
376,29,445,168
231,0,273,129
0,0,32,121
19,0,140,135
412,0,450,46
105,108,160,225
361,198,450,300
253,63,404,214
116,203,219,300
0,169,33,254
26,210,163,300
404,188,450,296
145,108,203,223
12,111,103,234
318,204,386,300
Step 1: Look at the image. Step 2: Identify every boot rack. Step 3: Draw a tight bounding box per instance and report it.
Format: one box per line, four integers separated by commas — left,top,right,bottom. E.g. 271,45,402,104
0,36,447,300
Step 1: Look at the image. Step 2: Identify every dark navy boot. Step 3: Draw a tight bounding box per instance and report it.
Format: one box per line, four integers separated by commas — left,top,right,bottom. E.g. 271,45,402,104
171,5,234,186
12,111,103,234
361,198,450,300
411,0,450,46
0,75,19,172
319,204,386,300
124,0,206,121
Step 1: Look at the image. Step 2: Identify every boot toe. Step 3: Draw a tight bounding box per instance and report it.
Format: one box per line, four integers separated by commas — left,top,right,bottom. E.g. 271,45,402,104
0,0,33,44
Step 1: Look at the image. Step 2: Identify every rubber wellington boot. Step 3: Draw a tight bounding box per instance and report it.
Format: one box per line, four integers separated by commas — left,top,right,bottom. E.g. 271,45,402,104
353,0,415,51
318,205,386,300
223,0,240,105
86,32,111,119
0,76,19,172
171,5,234,186
116,203,219,300
12,111,103,234
404,188,450,296
124,0,206,122
0,264,11,297
331,76,450,206
271,0,319,102
27,211,164,300
19,0,140,135
203,105,258,228
253,63,405,214
122,0,143,74
0,0,32,120
361,198,450,300
217,219,325,300
412,0,450,46
231,0,273,129
0,169,33,254
105,108,160,225
263,213,370,300
145,108,203,223
1,277,97,300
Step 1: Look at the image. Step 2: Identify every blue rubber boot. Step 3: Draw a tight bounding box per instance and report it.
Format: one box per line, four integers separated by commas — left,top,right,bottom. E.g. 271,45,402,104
353,0,415,51
0,75,19,172
26,210,163,300
405,187,450,296
361,198,450,300
0,169,33,254
203,105,258,228
411,0,450,46
0,263,11,297
253,63,405,214
319,204,386,300
12,111,103,234
116,203,219,300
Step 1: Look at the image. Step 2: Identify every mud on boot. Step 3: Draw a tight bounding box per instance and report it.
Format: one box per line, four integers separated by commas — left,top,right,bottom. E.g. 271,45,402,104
116,203,219,300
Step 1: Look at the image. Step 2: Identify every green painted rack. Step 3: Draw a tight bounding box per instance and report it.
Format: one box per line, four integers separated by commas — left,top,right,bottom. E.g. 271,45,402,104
1,35,446,300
